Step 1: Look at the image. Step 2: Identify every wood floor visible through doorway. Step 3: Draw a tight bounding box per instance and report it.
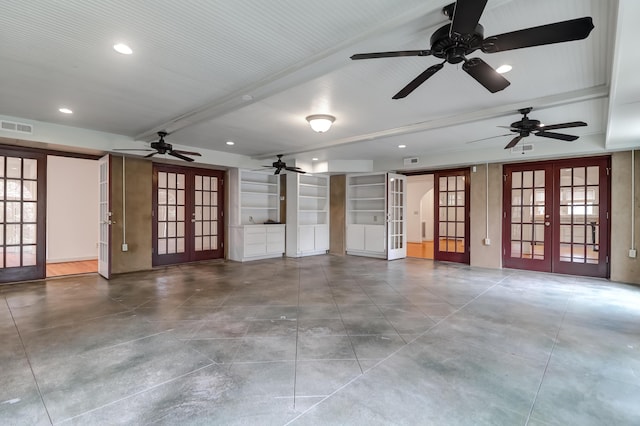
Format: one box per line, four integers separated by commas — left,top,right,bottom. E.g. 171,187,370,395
407,241,434,259
46,260,98,277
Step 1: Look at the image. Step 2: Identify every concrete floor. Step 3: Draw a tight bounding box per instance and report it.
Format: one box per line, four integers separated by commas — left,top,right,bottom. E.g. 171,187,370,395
1,255,639,425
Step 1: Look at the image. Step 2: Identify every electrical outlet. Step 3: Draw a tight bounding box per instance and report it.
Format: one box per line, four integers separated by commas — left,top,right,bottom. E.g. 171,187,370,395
373,215,377,222
483,238,491,246
122,243,128,252
629,249,637,258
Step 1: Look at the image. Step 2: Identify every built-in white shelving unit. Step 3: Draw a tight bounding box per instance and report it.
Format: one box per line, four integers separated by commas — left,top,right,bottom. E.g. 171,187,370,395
345,172,407,260
286,173,329,257
228,169,285,261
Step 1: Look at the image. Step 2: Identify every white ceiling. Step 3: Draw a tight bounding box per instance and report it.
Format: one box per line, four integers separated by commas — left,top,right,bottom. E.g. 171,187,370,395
0,0,637,172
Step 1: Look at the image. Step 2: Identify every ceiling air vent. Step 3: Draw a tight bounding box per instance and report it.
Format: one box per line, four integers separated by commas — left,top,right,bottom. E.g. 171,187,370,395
403,157,419,165
511,144,533,154
1,120,33,134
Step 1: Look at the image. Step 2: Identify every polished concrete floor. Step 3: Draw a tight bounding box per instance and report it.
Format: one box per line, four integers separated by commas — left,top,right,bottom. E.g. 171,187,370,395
1,255,639,425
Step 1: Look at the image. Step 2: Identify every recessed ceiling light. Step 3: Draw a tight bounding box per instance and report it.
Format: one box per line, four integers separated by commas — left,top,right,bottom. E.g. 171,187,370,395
312,157,319,161
496,64,512,74
226,141,235,146
113,43,133,55
398,144,406,149
59,107,73,114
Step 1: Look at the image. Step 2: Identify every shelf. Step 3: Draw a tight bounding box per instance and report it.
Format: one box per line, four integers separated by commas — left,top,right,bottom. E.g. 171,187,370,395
300,195,327,199
299,183,325,188
242,206,278,210
350,197,385,201
300,209,327,212
347,209,385,213
242,181,277,186
241,191,279,196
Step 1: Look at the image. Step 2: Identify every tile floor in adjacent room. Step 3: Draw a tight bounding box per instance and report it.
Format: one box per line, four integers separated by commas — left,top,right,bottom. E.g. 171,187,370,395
1,255,639,425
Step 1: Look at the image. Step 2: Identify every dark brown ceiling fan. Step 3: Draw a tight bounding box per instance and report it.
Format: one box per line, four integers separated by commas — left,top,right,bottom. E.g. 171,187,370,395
262,155,306,175
115,131,202,162
350,0,594,98
500,107,587,149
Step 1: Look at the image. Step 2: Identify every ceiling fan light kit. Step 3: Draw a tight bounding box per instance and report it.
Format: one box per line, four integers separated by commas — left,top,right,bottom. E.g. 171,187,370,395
350,0,594,98
306,114,335,133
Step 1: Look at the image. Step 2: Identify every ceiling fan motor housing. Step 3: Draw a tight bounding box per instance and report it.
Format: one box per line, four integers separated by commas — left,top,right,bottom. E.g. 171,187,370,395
430,23,484,64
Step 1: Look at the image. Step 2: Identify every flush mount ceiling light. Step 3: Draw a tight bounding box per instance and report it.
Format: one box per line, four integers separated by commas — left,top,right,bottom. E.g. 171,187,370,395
113,43,133,55
398,144,407,149
226,141,235,146
312,157,319,161
306,114,335,133
58,107,73,114
496,64,512,74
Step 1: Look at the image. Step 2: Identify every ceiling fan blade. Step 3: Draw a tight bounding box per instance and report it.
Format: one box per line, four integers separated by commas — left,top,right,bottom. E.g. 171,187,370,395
144,152,157,158
351,50,431,60
482,17,594,53
392,63,444,99
450,0,488,40
114,148,154,152
462,58,510,93
504,136,523,149
465,133,514,144
274,168,282,175
539,121,587,131
535,131,579,141
168,151,195,162
172,150,202,156
285,167,306,174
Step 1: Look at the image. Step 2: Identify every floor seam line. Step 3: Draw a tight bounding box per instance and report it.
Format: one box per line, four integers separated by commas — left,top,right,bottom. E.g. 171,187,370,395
5,297,55,426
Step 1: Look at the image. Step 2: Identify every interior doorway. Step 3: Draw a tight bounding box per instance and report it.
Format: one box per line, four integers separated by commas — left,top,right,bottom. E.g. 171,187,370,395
407,175,435,259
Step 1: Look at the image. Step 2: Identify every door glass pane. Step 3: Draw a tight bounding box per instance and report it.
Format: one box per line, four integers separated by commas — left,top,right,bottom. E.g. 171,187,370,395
6,158,21,178
508,168,546,260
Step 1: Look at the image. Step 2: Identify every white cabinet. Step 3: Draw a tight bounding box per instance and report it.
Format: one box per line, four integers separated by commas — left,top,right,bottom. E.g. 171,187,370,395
346,172,406,259
286,173,329,257
228,169,285,261
229,224,285,261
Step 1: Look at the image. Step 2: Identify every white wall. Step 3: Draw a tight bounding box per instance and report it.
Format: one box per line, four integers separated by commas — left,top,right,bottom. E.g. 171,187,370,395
407,175,434,243
46,156,100,262
421,187,434,241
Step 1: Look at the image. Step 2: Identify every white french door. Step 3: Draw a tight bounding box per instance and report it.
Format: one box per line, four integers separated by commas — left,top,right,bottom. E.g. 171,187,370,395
98,154,111,279
387,173,407,260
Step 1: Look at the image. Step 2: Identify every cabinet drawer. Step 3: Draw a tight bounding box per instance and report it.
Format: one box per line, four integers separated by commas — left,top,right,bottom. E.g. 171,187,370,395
245,231,266,245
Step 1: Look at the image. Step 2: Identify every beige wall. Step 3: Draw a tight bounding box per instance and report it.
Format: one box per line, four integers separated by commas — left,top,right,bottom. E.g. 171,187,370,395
610,151,640,285
110,155,152,274
330,175,346,255
470,164,503,269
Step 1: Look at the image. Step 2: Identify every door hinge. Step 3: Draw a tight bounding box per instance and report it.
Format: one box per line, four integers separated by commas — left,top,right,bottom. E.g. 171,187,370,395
503,248,506,256
221,242,224,248
503,174,507,182
503,211,507,219
606,167,611,176
606,255,609,264
606,211,609,220
221,211,223,217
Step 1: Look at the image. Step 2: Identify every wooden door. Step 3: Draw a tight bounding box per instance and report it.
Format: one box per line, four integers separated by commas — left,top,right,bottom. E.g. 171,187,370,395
434,168,470,264
0,148,46,283
503,157,610,278
153,165,224,266
503,163,553,272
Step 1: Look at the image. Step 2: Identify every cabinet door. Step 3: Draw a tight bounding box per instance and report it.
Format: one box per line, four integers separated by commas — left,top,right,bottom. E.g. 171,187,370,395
266,226,285,254
364,225,385,253
299,226,315,252
244,227,267,256
314,225,330,251
346,224,365,251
